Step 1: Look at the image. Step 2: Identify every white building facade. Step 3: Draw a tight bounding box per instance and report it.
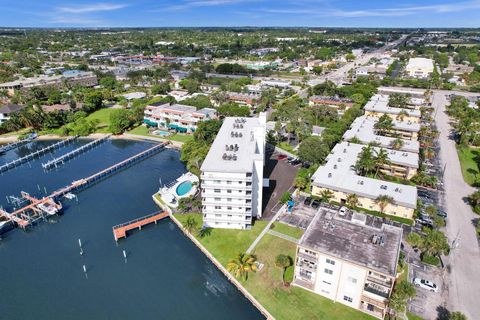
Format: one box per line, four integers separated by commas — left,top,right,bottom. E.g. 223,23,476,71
201,114,267,229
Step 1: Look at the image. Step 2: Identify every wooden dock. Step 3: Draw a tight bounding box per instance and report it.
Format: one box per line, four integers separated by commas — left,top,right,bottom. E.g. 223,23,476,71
113,211,169,241
0,143,167,232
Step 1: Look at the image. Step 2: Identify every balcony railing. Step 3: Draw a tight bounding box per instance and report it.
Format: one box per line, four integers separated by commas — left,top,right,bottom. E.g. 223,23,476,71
364,284,390,299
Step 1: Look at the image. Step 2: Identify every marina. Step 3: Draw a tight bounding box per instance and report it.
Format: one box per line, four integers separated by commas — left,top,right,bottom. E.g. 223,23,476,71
0,139,263,320
0,132,37,154
0,142,167,231
41,134,111,170
0,135,78,173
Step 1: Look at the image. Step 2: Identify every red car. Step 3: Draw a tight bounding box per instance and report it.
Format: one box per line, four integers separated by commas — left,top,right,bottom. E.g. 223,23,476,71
277,154,287,160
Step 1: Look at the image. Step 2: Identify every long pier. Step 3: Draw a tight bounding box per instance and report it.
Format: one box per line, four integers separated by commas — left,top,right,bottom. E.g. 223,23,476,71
0,139,32,155
112,211,169,241
42,134,111,170
0,143,168,230
0,136,78,173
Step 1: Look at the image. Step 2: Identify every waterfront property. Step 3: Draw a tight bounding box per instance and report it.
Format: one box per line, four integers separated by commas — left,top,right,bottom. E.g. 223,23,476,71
157,172,199,208
144,102,217,133
293,209,403,319
0,103,26,124
201,113,267,229
310,142,417,219
364,95,421,124
343,116,420,153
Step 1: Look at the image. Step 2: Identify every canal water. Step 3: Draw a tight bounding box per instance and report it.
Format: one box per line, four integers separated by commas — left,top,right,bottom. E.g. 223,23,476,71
0,139,264,320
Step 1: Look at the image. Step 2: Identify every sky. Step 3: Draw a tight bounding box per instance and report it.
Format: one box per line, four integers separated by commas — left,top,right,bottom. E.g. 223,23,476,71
1,0,480,28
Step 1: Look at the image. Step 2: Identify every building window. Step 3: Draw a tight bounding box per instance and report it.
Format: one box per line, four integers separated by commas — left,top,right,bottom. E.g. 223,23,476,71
324,269,333,275
227,207,232,210
214,197,221,201
227,181,232,184
214,189,221,193
227,190,232,193
214,206,221,209
246,172,252,177
326,258,335,265
214,180,221,184
238,181,242,184
343,296,353,303
227,198,232,202
322,281,331,285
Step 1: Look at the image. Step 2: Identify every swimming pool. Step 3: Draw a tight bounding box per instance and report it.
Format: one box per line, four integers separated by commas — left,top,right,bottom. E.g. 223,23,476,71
153,130,171,137
176,181,193,196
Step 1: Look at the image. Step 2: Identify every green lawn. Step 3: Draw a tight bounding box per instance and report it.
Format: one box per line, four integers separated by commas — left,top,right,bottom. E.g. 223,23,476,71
277,141,297,155
0,128,32,137
174,213,268,265
86,108,117,133
173,214,375,320
270,222,304,240
456,145,480,186
129,125,193,143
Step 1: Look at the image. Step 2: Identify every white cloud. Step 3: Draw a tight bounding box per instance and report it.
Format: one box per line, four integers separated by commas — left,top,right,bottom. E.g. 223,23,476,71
263,0,480,18
58,3,128,14
155,0,251,12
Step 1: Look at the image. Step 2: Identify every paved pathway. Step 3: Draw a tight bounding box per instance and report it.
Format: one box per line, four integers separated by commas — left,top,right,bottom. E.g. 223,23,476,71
246,204,286,254
267,229,299,243
433,91,480,319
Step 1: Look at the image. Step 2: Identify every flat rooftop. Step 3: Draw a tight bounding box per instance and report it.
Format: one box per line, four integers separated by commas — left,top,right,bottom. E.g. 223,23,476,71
344,116,420,153
0,71,95,87
311,142,417,209
201,114,266,173
364,95,421,117
299,209,402,277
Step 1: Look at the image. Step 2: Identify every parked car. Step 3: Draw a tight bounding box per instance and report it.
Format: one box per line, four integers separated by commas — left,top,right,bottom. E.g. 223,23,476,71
304,197,312,206
311,200,320,209
415,219,434,229
277,154,287,160
339,206,348,216
413,278,439,292
290,159,301,166
437,209,448,218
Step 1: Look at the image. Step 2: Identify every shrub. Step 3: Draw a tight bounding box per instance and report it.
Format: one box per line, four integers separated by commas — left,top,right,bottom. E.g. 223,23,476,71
421,253,440,266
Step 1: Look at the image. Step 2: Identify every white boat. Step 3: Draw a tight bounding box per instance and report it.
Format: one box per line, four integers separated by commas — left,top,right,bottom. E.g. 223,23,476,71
38,202,63,216
64,193,76,200
0,220,13,234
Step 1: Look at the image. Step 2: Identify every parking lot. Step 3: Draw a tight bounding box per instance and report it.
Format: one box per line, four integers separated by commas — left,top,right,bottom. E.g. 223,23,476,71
261,146,300,219
408,258,447,320
277,194,319,229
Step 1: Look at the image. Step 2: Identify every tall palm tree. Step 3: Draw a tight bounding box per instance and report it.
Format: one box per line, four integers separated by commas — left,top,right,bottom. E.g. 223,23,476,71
227,253,258,281
374,148,391,177
390,138,404,150
183,216,198,234
424,147,436,160
355,145,375,176
375,195,394,214
346,194,359,208
318,189,333,203
396,110,409,122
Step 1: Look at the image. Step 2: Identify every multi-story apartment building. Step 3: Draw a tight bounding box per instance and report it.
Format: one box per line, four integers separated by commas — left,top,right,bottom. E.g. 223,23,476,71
344,116,420,143
364,95,421,123
405,57,434,79
143,103,217,133
309,95,355,109
226,92,259,107
200,113,267,229
0,71,98,96
310,142,417,219
293,209,403,319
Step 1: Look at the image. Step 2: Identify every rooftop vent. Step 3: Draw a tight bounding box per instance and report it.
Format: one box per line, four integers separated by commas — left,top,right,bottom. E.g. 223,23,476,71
380,185,387,190
328,173,332,178
358,180,364,185
371,234,385,246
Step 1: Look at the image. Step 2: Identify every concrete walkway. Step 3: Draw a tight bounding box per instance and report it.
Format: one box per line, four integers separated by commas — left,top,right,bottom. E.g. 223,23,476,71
433,91,480,319
246,204,286,254
267,229,299,243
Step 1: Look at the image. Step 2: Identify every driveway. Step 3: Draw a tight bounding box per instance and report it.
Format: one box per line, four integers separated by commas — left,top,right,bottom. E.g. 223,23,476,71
432,91,480,319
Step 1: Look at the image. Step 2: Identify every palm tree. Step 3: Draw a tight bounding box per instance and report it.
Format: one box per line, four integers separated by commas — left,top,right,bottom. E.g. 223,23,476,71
183,216,198,234
227,253,258,281
275,254,292,286
374,148,391,177
355,145,375,176
197,227,212,238
424,147,436,160
346,194,359,208
375,195,394,214
390,138,404,150
396,110,409,122
319,189,333,203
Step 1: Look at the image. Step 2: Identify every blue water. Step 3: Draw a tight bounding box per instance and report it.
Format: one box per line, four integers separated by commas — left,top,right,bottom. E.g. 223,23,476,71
176,181,193,196
0,139,263,320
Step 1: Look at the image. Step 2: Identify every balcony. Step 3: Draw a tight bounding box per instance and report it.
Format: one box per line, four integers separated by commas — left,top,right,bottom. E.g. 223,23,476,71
297,261,317,272
297,251,318,262
363,283,390,300
366,275,393,288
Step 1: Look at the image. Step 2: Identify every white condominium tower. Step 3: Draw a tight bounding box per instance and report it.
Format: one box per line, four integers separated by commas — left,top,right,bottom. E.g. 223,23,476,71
200,113,267,229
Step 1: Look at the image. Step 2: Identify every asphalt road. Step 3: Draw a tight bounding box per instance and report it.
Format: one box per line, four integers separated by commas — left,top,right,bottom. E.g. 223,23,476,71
433,91,480,319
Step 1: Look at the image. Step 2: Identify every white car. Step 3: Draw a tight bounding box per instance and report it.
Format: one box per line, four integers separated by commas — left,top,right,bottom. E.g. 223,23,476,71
413,278,439,292
339,206,348,216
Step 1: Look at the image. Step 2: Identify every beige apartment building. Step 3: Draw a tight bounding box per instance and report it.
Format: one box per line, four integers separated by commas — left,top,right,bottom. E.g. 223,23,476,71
293,209,403,319
364,95,421,124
